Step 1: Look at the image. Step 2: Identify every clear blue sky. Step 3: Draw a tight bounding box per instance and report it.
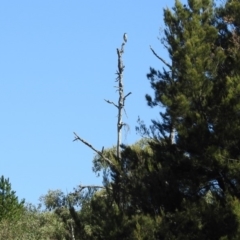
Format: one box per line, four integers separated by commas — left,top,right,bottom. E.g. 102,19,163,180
0,0,181,205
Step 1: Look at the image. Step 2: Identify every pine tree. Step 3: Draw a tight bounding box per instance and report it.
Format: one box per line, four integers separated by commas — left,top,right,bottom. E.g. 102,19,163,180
0,175,25,222
142,0,240,238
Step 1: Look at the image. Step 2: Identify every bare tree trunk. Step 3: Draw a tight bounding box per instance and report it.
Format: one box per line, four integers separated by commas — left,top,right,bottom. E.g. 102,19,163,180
73,32,131,170
105,34,131,159
116,42,125,159
70,222,75,240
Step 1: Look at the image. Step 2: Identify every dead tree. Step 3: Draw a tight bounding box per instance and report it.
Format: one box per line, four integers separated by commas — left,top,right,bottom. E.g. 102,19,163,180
73,33,131,184
105,33,131,159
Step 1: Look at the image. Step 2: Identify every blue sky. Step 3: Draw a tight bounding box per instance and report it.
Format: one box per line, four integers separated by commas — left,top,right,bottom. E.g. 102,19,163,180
0,0,179,205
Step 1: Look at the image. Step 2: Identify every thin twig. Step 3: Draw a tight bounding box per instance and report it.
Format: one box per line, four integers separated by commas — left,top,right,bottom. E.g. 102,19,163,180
104,99,118,108
78,185,105,191
123,92,132,102
74,185,112,193
150,45,172,69
220,155,240,162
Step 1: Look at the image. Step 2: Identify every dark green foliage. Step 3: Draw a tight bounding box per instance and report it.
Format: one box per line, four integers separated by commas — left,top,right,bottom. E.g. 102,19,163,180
77,187,160,240
142,0,240,238
0,175,25,222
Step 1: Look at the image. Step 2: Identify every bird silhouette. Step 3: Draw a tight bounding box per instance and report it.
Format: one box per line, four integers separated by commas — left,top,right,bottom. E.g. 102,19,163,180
123,33,127,43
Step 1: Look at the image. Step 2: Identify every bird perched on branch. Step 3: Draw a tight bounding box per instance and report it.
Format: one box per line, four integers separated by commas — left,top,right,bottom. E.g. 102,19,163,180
123,33,127,43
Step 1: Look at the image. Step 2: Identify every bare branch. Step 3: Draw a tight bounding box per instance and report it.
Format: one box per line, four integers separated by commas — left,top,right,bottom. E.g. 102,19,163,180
123,108,128,118
150,45,172,69
72,185,113,197
113,35,130,159
123,92,132,102
78,185,105,191
220,155,240,163
104,99,118,108
73,132,116,168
